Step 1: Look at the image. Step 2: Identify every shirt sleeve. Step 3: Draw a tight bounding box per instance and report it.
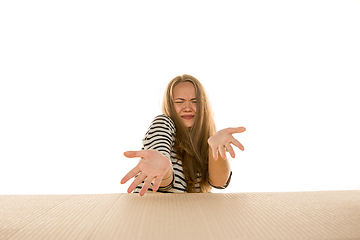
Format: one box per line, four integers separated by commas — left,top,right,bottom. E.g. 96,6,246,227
142,114,176,160
208,171,232,189
142,114,176,191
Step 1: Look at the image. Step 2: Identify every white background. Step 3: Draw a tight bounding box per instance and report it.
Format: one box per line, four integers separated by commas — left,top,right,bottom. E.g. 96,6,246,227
1,1,359,195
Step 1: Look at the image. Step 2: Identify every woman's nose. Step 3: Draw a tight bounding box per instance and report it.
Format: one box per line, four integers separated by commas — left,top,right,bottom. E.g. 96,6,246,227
184,102,190,109
184,101,192,110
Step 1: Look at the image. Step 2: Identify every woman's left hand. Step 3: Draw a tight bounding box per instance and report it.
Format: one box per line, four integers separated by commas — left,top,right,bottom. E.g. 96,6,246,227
208,127,246,160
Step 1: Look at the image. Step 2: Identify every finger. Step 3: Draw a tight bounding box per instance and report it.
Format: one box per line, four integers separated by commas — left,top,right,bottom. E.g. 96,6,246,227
211,147,218,161
238,127,246,133
218,145,227,160
121,166,140,184
140,178,153,196
127,174,146,193
225,143,235,158
124,150,147,159
152,176,162,192
231,138,245,151
228,127,246,134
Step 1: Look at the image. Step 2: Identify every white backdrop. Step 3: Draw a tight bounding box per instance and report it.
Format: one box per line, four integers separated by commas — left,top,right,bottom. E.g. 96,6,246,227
1,1,359,195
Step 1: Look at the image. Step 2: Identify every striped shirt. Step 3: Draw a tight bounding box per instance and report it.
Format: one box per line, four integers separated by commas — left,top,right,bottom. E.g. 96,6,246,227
133,114,231,193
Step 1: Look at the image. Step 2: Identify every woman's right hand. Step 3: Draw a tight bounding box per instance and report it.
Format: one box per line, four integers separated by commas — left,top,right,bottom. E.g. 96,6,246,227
120,149,172,196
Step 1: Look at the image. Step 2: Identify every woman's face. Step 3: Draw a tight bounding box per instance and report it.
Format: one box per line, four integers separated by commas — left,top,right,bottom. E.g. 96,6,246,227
173,82,197,128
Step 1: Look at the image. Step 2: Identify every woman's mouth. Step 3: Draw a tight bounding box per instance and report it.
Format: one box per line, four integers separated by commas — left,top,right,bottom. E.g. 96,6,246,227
181,115,194,120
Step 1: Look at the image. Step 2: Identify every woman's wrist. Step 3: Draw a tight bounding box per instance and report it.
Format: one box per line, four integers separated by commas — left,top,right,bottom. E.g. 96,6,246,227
162,166,173,181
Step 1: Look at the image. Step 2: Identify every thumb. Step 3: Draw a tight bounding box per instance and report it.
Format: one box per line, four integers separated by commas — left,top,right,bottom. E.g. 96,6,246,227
228,127,246,134
237,127,246,133
124,151,144,158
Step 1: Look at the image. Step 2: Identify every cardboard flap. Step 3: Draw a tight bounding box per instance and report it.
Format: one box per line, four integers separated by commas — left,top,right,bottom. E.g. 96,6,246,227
1,191,360,239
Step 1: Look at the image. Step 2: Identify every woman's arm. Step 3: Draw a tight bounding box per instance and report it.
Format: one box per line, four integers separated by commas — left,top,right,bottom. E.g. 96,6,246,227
159,165,173,187
207,127,246,187
208,147,231,187
142,115,176,187
121,115,176,196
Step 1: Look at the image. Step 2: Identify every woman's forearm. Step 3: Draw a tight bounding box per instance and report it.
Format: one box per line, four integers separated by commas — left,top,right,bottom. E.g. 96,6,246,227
208,147,231,187
159,165,173,187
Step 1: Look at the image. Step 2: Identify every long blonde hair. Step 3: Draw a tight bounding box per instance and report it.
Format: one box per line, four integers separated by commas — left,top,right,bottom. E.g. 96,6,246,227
162,74,216,193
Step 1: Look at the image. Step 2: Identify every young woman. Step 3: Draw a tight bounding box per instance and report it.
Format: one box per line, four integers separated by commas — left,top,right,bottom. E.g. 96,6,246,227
121,74,246,196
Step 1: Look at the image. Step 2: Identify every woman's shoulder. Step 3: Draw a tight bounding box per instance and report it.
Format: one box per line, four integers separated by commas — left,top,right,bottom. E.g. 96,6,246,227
151,114,174,124
150,114,176,132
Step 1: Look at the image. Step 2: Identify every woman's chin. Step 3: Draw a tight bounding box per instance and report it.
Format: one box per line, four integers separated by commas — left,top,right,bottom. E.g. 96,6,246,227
183,122,194,128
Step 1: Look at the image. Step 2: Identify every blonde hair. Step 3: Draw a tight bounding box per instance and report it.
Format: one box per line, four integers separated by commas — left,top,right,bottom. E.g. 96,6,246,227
162,74,216,193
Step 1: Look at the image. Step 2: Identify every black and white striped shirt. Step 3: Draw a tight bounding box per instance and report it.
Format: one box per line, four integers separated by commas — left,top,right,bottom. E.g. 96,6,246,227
133,114,231,193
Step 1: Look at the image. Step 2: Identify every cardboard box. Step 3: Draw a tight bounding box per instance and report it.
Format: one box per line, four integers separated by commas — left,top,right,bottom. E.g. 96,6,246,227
1,190,359,239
